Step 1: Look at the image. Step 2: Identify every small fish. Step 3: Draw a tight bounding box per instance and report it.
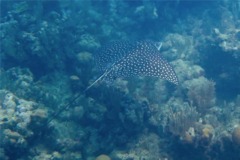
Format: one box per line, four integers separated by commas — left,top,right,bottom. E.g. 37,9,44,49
85,40,178,91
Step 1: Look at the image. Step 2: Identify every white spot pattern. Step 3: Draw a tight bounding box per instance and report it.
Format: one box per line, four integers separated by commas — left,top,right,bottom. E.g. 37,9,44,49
95,40,179,85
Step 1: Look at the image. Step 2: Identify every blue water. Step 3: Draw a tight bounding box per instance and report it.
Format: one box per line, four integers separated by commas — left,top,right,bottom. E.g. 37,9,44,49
0,1,240,160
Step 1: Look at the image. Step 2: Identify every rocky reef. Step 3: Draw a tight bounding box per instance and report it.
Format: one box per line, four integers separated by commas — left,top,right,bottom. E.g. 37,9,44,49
0,89,48,159
1,1,240,160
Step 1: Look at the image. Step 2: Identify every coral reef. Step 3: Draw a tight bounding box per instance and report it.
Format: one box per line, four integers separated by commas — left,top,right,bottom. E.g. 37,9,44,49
112,133,164,160
0,90,48,159
232,125,240,146
213,28,240,57
184,76,216,114
1,1,240,160
95,154,111,160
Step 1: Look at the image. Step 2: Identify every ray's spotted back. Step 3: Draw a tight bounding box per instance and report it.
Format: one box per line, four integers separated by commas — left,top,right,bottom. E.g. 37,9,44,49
92,40,179,87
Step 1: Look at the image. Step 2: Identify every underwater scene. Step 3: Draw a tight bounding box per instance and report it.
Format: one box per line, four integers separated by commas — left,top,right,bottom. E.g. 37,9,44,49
0,0,240,160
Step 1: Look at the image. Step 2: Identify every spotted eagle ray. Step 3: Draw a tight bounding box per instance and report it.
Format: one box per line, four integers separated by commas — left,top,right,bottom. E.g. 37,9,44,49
47,40,178,124
85,40,178,91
